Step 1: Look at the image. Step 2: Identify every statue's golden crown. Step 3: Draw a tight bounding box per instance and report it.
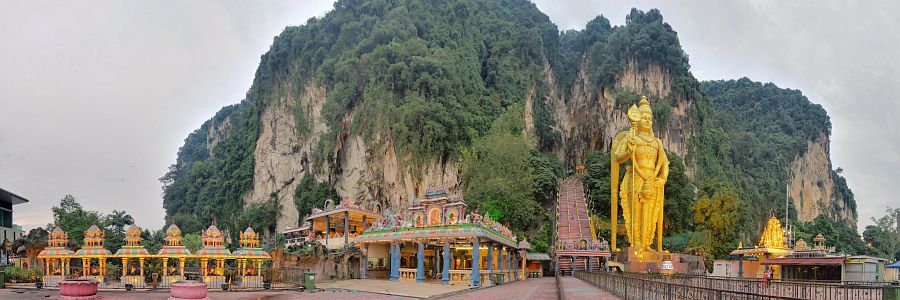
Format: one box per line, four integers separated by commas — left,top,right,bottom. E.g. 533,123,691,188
628,96,652,122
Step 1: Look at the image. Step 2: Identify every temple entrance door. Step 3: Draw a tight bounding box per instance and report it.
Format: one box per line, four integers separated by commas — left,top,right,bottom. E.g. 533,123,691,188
349,257,359,279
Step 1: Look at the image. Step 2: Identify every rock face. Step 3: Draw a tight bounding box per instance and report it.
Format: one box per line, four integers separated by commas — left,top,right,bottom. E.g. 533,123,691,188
246,81,458,231
549,58,692,166
788,135,857,224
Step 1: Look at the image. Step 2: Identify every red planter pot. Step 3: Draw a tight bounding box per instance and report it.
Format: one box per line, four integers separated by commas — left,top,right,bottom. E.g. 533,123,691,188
59,280,99,300
169,281,210,300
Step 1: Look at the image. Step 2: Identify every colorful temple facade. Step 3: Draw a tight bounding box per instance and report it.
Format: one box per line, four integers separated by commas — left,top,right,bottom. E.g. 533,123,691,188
353,187,530,286
304,199,380,250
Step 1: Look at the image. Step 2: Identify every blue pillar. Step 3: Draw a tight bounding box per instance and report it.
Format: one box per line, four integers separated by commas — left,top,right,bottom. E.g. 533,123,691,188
498,246,504,278
505,248,511,280
363,244,369,279
343,212,349,245
390,243,399,282
416,242,425,283
486,243,494,285
471,240,481,287
434,247,440,279
513,251,518,281
555,255,559,275
442,242,450,285
605,257,610,272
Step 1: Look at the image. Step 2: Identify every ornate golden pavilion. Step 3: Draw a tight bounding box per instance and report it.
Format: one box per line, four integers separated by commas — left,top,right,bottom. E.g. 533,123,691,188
36,220,272,288
36,226,75,286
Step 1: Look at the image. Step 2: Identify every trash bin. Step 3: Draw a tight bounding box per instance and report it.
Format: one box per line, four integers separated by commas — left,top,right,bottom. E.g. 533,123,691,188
494,273,505,285
303,272,315,292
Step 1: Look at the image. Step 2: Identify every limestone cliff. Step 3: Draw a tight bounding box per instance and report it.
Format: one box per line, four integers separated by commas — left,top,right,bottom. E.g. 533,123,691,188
549,58,692,166
788,135,857,224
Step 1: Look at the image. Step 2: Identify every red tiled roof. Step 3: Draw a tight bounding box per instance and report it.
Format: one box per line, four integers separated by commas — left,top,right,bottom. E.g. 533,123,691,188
761,257,845,265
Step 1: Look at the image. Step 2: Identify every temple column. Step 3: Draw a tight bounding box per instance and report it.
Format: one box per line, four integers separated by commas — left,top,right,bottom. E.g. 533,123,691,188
737,255,744,278
498,247,504,279
441,241,450,285
362,216,367,232
554,255,559,275
486,243,494,285
362,244,369,279
344,211,350,245
416,241,425,283
122,258,129,276
521,251,527,280
99,258,106,277
433,247,440,279
82,259,88,277
325,217,330,246
256,260,262,276
179,258,185,276
163,259,169,276
505,248,511,280
139,258,145,278
389,243,399,282
470,240,480,287
200,259,208,277
513,252,518,281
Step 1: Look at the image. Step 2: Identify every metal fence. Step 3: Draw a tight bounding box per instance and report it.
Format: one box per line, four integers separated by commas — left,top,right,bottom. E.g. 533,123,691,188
4,266,307,290
574,271,896,300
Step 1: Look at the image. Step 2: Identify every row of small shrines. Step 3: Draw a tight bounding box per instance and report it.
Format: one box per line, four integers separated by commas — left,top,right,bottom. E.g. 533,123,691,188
36,221,270,288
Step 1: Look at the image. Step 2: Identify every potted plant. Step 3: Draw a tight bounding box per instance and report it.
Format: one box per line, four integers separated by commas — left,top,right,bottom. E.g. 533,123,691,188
221,283,229,291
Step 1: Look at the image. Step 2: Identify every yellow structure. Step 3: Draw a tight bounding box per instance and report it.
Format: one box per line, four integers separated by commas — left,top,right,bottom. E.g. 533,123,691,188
115,224,151,288
195,220,231,287
157,222,192,286
75,224,112,282
233,225,271,288
727,211,792,278
610,96,669,257
37,226,75,286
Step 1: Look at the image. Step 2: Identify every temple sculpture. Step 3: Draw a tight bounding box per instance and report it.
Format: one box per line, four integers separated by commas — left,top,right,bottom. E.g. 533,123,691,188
610,96,669,257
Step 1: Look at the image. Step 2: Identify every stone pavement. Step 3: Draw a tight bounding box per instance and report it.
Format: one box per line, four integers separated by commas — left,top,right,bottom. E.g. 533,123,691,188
441,277,558,300
558,276,620,300
320,279,471,298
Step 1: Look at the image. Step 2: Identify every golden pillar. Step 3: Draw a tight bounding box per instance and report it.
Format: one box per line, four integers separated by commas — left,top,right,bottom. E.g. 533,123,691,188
163,258,168,276
122,258,129,275
255,260,262,276
82,259,89,277
99,258,106,277
139,258,145,278
200,259,208,276
179,258,185,276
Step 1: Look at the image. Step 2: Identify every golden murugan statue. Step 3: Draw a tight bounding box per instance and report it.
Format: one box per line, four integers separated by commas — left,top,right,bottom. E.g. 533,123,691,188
611,96,669,256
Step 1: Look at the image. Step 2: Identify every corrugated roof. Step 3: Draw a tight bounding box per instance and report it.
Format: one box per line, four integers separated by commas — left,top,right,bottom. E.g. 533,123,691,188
526,253,551,261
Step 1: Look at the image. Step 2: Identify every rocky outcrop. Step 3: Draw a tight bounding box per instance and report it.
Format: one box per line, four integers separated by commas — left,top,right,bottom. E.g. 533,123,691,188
246,82,328,230
788,135,857,225
549,58,692,166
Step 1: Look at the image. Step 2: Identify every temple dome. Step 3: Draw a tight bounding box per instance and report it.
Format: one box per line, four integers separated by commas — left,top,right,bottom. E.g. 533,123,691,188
166,222,182,237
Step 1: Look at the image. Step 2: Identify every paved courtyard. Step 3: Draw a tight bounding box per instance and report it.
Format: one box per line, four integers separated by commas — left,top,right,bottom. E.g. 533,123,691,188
3,276,620,299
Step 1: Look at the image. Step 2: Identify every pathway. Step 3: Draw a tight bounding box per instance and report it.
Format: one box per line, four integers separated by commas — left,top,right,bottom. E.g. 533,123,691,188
558,276,619,300
441,277,558,300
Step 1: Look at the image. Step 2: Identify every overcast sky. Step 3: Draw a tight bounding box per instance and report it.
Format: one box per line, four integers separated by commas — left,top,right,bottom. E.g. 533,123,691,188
1,1,896,233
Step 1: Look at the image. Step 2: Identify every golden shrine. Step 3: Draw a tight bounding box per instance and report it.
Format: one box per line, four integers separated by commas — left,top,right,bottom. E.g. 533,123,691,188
232,225,271,288
157,222,191,286
115,224,151,288
37,226,75,286
726,211,792,278
610,96,669,260
195,220,230,287
74,224,111,282
35,220,272,289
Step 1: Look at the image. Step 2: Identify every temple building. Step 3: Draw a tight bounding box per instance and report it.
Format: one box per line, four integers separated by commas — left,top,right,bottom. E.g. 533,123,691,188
353,186,529,286
304,198,380,250
37,226,75,286
75,224,111,282
195,220,231,287
157,222,192,286
232,225,271,288
115,224,151,288
715,212,792,278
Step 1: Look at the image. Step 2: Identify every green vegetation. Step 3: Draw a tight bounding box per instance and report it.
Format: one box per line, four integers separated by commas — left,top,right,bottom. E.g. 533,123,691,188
460,106,559,253
293,174,339,221
862,207,899,260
